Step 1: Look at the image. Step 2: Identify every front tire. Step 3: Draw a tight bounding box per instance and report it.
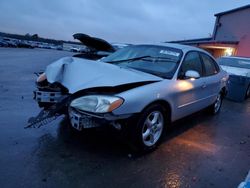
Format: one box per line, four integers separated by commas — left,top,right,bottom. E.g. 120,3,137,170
131,104,167,151
245,84,250,99
208,92,223,114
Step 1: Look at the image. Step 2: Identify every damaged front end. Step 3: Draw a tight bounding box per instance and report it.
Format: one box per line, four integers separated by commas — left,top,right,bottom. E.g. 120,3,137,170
26,94,70,128
28,56,161,129
27,72,70,128
28,91,132,130
29,81,156,130
68,106,133,131
29,76,156,130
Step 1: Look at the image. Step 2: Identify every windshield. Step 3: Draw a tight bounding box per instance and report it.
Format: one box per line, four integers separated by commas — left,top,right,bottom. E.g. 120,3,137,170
218,57,250,69
102,45,183,79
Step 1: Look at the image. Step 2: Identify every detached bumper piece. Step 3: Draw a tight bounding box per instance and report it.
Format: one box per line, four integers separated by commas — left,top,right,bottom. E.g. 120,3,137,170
34,90,63,103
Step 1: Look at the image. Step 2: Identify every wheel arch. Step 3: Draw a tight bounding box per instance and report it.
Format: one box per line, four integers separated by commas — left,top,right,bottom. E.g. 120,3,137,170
141,100,172,123
221,86,227,98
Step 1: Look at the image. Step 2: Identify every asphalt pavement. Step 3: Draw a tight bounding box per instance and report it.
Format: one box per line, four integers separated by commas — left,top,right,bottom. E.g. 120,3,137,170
0,48,249,188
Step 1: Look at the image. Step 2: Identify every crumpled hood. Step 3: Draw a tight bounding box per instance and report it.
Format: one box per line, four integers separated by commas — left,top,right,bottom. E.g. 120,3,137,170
220,65,250,77
45,57,163,94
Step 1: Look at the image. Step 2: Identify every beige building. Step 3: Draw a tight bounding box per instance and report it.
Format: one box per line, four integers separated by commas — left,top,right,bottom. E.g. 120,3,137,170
171,5,250,58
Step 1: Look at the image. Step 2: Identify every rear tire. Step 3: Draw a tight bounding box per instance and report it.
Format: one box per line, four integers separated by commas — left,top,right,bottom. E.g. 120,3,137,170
130,104,168,152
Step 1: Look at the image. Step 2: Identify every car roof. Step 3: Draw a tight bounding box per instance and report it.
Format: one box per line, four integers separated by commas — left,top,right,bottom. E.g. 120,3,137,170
135,42,210,54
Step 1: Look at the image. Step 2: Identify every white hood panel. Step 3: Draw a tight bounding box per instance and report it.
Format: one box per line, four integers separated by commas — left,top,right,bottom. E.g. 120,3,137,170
45,57,162,93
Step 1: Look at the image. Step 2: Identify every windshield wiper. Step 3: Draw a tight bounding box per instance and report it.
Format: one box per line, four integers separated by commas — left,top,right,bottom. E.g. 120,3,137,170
107,56,174,64
106,56,151,63
129,66,170,79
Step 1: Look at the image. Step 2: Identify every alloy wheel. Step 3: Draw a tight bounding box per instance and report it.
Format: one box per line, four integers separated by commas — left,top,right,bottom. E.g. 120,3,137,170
214,94,222,113
142,111,164,147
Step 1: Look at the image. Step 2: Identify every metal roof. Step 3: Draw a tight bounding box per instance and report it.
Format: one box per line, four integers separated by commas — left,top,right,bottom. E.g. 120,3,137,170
215,4,250,17
168,37,212,44
168,39,238,45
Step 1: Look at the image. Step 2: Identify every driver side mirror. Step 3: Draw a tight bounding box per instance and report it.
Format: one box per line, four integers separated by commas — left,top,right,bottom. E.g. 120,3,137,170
185,70,200,79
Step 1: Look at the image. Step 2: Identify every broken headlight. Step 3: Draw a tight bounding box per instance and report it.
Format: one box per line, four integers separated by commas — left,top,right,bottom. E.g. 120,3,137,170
37,72,47,83
70,95,124,113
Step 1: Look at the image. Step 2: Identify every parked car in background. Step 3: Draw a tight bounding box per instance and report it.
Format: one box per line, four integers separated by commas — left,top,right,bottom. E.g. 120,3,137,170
70,47,80,52
0,39,9,47
217,56,250,99
112,43,130,50
32,43,228,151
3,38,17,47
16,40,34,49
56,45,63,50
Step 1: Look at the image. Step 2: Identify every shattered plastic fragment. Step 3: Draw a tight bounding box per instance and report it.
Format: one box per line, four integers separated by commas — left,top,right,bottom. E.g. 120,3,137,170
25,96,69,128
25,107,60,128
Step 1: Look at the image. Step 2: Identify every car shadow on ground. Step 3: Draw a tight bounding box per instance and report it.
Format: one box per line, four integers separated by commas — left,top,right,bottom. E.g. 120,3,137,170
30,100,245,185
164,110,211,142
46,108,215,158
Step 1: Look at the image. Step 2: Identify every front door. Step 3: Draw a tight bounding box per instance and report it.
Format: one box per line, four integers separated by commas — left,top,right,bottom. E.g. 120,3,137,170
173,51,207,119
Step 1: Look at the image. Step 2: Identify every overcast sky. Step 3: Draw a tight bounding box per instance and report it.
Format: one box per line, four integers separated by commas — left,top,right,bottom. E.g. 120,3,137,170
0,0,249,43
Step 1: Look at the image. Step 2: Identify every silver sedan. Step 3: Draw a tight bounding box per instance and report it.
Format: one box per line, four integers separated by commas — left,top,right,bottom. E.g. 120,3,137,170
34,43,228,151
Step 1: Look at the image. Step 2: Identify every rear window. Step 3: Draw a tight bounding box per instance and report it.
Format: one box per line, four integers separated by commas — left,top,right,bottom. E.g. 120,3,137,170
200,53,219,76
218,57,250,69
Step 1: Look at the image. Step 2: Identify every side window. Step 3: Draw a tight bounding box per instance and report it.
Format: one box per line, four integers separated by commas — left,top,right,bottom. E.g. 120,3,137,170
200,53,219,76
178,51,203,79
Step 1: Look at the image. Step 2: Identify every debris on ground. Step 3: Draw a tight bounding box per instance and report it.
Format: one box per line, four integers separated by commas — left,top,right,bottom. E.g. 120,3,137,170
25,96,69,128
240,141,247,145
